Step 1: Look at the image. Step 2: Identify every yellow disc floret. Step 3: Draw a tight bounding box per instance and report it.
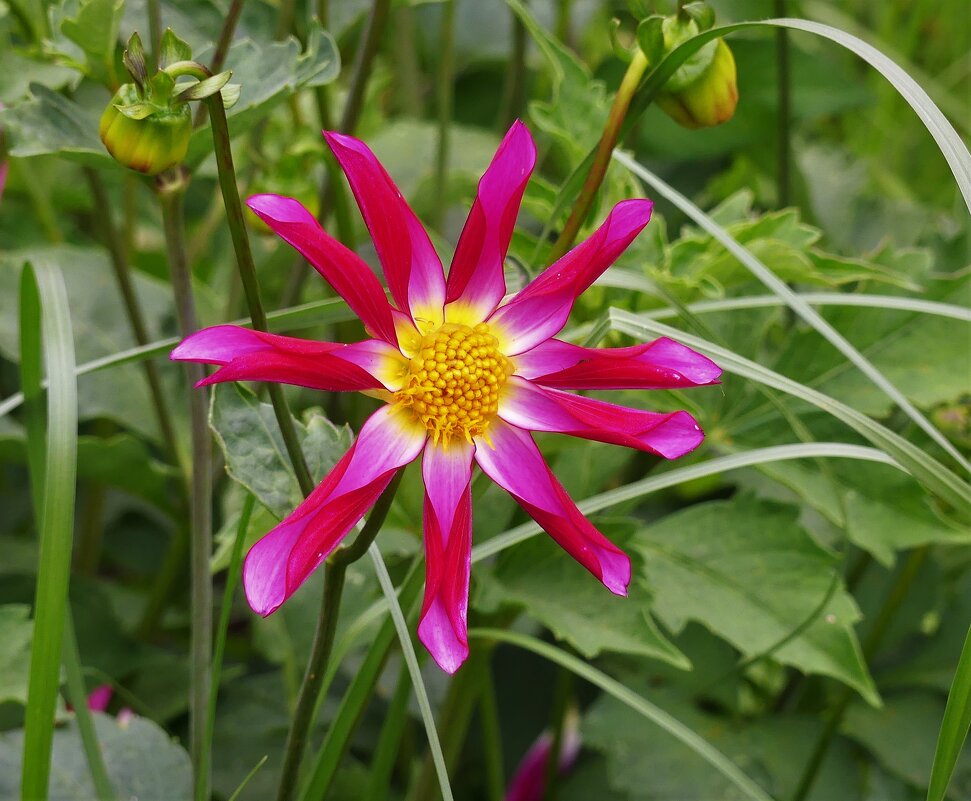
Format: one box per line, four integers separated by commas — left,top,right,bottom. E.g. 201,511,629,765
394,322,512,445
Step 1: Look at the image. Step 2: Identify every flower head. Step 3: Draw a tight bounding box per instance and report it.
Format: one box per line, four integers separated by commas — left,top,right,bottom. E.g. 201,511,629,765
172,122,721,672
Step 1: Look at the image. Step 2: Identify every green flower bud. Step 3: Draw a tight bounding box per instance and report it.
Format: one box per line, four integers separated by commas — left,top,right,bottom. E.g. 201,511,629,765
656,38,738,129
99,82,191,175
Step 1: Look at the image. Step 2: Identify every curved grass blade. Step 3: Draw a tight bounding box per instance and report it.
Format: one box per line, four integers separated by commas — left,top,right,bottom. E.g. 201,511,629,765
609,310,971,517
472,442,902,562
367,543,453,801
927,625,971,801
468,629,777,801
615,151,970,474
19,260,79,801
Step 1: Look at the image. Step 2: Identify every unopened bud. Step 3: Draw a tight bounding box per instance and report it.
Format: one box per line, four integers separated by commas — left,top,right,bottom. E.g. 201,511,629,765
99,82,192,175
656,38,738,129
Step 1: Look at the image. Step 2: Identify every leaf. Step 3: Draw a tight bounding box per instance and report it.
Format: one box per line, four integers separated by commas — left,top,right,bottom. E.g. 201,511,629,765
158,28,193,70
476,525,689,666
59,0,125,86
0,604,34,707
633,496,879,705
0,714,191,800
209,383,352,519
928,626,971,801
843,692,971,798
174,70,232,103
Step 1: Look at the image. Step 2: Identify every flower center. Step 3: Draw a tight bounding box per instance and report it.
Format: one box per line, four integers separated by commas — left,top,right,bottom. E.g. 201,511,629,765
394,323,511,445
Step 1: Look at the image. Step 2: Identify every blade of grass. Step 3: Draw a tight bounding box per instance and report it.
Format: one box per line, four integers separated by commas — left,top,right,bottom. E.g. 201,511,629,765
927,625,971,801
468,629,777,801
19,260,79,801
609,310,971,518
472,443,903,562
614,151,970,475
368,543,453,801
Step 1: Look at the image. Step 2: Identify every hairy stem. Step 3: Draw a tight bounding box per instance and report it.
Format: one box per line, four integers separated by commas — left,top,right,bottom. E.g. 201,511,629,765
205,93,314,496
274,472,403,801
157,174,213,801
547,49,648,263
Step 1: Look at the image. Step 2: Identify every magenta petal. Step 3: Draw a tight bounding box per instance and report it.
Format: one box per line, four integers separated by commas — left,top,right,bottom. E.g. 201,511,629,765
324,132,446,322
246,194,398,345
498,377,704,459
515,336,723,389
243,407,426,616
418,442,474,673
474,421,631,595
445,120,536,322
506,716,582,801
489,199,653,354
171,325,403,392
86,685,113,713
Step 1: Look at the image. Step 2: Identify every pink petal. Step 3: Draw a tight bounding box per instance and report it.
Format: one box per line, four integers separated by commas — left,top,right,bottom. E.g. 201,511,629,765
243,406,426,616
444,121,536,324
488,199,653,355
506,715,582,801
0,161,8,204
515,336,723,389
87,685,113,712
171,325,406,392
324,132,446,325
474,421,631,595
246,194,398,345
418,441,475,673
498,377,704,459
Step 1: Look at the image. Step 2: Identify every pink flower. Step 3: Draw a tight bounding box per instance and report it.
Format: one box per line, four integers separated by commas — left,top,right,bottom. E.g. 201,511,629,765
171,122,721,673
506,710,582,801
86,684,114,712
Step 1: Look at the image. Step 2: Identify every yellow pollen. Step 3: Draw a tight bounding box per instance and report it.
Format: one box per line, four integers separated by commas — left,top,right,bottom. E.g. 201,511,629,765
394,322,512,445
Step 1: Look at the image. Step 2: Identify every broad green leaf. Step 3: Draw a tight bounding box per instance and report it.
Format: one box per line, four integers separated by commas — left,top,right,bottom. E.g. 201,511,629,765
59,0,125,87
843,692,971,797
476,528,689,667
0,604,34,707
585,689,863,801
0,714,191,800
634,496,879,705
209,383,351,519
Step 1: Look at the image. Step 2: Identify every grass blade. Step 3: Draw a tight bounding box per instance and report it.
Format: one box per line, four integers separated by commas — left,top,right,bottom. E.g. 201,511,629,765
614,151,970,474
473,443,901,562
609,310,971,518
367,543,454,801
468,629,777,801
19,260,79,801
927,625,971,801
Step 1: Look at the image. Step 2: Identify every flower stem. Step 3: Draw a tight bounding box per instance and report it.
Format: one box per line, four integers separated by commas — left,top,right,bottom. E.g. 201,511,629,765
84,168,184,474
157,173,213,801
193,0,245,128
479,660,505,801
433,0,455,229
791,546,929,801
274,472,403,801
204,92,315,497
547,48,649,263
543,667,574,801
147,0,162,71
774,0,791,206
499,0,528,129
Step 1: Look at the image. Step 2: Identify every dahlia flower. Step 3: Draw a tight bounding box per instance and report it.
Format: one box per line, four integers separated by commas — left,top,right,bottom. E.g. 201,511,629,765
171,121,721,672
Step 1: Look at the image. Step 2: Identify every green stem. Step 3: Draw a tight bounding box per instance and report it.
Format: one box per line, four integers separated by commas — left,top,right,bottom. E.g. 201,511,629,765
193,0,246,128
791,547,929,801
147,0,161,71
275,472,403,801
543,667,574,801
547,48,648,263
366,660,413,801
137,523,189,638
433,0,455,229
392,3,425,117
205,93,315,497
774,0,791,206
479,661,506,801
84,169,184,473
157,174,213,801
63,615,115,801
499,0,528,129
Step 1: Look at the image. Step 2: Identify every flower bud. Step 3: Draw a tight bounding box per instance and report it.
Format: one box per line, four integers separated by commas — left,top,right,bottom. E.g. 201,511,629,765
99,82,191,175
656,38,738,129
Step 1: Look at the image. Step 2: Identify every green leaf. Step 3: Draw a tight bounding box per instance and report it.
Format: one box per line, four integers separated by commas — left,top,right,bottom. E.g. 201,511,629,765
122,31,147,88
0,604,34,707
476,528,689,667
59,0,125,87
174,70,232,103
113,102,157,120
209,383,351,519
633,497,879,705
928,626,971,801
0,714,191,800
158,28,193,70
844,692,971,796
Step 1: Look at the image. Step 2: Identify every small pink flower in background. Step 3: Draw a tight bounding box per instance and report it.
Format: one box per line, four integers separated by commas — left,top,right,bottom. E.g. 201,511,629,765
506,710,582,801
86,684,113,712
172,121,721,673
